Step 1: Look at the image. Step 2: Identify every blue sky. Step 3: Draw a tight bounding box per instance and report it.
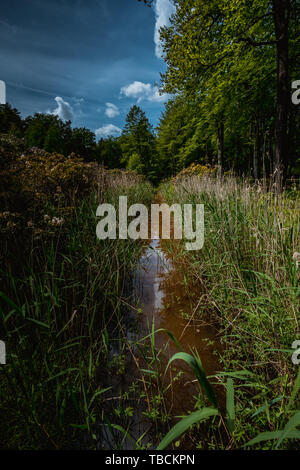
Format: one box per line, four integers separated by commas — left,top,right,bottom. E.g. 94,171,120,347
0,0,175,138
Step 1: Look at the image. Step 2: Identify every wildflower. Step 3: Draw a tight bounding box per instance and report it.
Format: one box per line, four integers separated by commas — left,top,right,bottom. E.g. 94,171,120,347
50,217,65,227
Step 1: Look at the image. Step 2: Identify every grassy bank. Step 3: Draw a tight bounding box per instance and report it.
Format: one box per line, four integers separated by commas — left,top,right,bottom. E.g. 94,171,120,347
160,170,300,449
0,136,154,449
1,136,299,450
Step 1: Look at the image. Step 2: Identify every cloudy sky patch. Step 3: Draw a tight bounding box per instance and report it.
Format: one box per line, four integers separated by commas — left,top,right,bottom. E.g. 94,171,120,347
121,81,167,103
1,0,175,132
105,102,120,118
50,96,74,121
95,123,122,138
154,0,175,59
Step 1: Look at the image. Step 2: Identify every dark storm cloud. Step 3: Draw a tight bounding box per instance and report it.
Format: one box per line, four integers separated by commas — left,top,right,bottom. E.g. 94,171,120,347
0,0,174,134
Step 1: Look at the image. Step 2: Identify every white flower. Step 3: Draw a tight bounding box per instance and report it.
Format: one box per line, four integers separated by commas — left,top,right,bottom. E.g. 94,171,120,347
50,217,65,227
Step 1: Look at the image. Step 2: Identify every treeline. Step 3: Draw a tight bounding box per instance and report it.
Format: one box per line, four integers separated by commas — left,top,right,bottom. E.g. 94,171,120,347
2,0,300,184
0,103,162,181
0,103,117,165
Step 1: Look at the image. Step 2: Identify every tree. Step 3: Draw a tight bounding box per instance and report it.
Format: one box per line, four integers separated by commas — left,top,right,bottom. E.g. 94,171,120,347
160,0,300,185
44,125,63,153
24,113,72,152
127,152,144,173
96,137,122,169
0,104,23,135
25,118,45,149
272,0,291,184
121,105,158,180
69,127,96,160
157,95,203,176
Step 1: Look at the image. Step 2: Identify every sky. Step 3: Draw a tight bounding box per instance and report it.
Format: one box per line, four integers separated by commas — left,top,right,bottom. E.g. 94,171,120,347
0,0,175,138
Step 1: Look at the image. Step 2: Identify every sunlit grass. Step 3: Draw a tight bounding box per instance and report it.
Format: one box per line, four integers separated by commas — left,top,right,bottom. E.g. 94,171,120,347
159,174,300,449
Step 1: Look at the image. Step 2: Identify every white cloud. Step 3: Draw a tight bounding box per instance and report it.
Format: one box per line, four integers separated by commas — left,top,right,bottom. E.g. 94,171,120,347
72,97,84,106
95,124,122,138
154,0,175,59
105,102,120,118
120,81,167,103
50,96,74,121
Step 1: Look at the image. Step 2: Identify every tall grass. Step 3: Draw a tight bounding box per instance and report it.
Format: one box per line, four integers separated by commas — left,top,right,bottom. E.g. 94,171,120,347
0,171,153,449
160,175,300,448
157,348,300,450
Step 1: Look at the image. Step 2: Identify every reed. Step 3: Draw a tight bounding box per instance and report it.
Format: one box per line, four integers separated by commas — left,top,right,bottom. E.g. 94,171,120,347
0,167,154,449
159,174,300,449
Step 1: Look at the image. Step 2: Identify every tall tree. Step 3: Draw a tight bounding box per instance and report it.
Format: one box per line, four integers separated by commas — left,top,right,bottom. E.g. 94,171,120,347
159,0,300,185
272,0,291,184
157,95,203,175
121,105,158,180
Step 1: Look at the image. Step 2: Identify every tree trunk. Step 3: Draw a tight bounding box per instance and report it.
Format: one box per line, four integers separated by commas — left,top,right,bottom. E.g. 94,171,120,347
287,104,296,177
273,0,290,190
217,122,224,177
253,121,260,180
262,131,267,182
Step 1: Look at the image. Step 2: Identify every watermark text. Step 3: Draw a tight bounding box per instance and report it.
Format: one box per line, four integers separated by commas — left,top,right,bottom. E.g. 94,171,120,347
96,197,204,251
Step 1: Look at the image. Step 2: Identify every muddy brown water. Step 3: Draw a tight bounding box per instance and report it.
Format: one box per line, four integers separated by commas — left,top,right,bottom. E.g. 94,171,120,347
98,200,223,449
133,236,223,416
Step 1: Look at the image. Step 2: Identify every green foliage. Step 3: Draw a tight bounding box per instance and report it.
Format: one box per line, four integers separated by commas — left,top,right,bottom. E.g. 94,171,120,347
160,174,299,448
0,104,23,135
44,125,63,153
156,96,204,176
69,127,96,160
127,152,143,172
121,105,159,182
157,408,218,450
157,0,300,178
226,378,235,434
0,148,154,448
166,352,218,408
96,136,122,169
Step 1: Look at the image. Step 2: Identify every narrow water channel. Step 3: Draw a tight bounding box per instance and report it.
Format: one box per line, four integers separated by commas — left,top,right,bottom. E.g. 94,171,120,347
98,201,223,450
133,236,222,417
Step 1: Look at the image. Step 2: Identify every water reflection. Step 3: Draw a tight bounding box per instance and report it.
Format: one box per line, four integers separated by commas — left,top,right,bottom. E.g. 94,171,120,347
133,238,222,415
98,235,222,449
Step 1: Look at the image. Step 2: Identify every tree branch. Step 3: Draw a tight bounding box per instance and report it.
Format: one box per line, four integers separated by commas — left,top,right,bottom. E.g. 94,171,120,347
239,37,276,46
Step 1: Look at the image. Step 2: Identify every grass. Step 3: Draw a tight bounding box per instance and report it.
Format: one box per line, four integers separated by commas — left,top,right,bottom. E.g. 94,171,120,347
1,137,299,450
157,348,300,450
0,162,154,449
159,174,300,449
